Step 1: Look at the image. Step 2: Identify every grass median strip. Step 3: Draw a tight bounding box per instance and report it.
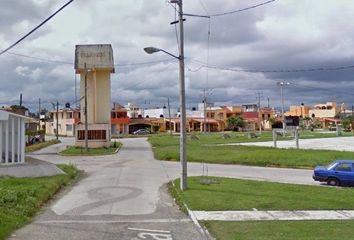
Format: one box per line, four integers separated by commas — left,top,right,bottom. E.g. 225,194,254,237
204,220,354,240
170,177,354,239
0,164,78,240
170,177,354,211
149,134,354,168
59,142,121,156
25,139,60,153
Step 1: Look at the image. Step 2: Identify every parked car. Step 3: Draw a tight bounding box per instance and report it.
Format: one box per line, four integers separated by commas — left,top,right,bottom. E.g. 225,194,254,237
132,129,149,135
313,160,354,186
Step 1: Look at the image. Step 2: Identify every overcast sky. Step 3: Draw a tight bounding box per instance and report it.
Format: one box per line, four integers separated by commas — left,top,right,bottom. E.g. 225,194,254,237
1,0,354,112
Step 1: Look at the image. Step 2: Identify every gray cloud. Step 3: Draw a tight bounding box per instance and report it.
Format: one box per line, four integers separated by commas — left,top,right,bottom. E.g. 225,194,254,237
1,0,354,113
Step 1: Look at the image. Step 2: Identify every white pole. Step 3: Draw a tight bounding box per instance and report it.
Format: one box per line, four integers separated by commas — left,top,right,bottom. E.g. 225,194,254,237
17,118,21,163
21,118,26,163
0,121,2,163
5,121,8,164
11,117,15,163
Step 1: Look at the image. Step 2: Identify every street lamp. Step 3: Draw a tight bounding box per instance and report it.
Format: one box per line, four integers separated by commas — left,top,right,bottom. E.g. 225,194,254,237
277,81,290,133
144,46,187,191
144,0,187,191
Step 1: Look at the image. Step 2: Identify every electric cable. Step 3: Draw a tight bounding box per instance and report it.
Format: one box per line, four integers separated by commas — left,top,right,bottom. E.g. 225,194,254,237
0,0,75,56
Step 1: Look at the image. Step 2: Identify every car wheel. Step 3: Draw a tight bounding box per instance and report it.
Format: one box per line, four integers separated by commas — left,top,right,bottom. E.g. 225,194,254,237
327,177,340,186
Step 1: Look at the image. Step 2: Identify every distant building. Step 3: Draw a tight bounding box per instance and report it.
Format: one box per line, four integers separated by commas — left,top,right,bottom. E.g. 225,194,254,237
285,105,310,118
45,108,80,136
309,102,341,118
111,103,130,135
142,106,177,119
242,104,258,112
125,102,141,118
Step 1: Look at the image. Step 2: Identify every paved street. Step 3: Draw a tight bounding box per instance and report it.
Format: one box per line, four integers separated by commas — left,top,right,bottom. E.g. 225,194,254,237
11,137,314,240
12,138,206,240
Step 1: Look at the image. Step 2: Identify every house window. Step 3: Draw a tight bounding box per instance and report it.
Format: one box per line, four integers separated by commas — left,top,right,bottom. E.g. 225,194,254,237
67,112,73,119
77,130,106,140
66,124,73,132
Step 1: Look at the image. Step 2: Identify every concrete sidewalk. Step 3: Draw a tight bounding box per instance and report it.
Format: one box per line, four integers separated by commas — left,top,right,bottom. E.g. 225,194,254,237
235,136,354,152
192,210,354,221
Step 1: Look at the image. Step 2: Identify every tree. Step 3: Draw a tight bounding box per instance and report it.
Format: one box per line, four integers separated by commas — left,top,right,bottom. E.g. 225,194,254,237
227,116,246,131
342,116,353,130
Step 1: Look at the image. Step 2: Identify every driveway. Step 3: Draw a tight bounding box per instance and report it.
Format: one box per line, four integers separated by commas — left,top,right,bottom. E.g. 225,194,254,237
11,137,314,240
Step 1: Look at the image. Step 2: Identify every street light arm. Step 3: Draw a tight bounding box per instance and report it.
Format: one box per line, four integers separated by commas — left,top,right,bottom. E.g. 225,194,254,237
160,49,180,60
143,47,180,60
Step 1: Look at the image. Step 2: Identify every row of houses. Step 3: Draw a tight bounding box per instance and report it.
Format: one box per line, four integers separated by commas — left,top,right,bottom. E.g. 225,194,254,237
44,102,275,136
2,100,349,138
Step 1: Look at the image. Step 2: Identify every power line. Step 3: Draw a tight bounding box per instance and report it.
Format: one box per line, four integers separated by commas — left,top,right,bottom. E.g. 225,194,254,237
187,59,354,73
184,0,275,18
6,51,72,65
6,51,176,67
0,0,75,56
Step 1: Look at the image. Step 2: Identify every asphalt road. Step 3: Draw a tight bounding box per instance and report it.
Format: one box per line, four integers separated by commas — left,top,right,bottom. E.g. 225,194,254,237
10,137,314,240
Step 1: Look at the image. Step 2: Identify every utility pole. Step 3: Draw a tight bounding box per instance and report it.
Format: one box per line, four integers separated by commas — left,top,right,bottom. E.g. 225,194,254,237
178,0,187,190
168,97,172,136
84,63,89,152
75,74,78,108
171,0,187,190
278,82,290,136
19,93,22,107
256,92,262,135
203,88,207,133
267,97,270,108
56,101,59,140
38,98,41,130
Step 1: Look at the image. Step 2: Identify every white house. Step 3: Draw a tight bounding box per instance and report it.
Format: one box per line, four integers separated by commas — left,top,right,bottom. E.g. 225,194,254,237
142,107,177,119
0,110,29,164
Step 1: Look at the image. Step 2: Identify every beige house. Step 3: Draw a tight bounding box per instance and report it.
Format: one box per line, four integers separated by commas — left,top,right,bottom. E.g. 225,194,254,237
285,105,310,118
45,109,80,136
75,44,114,148
309,102,341,118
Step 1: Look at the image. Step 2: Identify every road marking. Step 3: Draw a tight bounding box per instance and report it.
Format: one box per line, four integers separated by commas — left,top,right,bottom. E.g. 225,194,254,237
128,227,171,233
128,228,173,240
35,219,191,224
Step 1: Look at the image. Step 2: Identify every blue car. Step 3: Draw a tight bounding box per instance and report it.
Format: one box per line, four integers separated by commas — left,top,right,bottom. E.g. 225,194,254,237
313,160,354,186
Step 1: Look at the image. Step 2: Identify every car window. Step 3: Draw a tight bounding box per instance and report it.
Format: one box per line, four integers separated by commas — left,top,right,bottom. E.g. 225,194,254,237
335,163,352,172
327,162,337,169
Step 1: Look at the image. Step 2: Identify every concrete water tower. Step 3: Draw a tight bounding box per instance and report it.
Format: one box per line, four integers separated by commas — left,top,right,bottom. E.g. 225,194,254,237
74,44,115,148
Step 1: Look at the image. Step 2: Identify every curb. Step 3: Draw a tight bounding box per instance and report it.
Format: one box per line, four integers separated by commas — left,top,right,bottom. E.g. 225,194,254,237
186,206,214,240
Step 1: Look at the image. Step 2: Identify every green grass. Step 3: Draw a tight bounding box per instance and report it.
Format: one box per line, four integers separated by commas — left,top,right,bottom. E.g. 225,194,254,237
59,142,121,156
25,139,60,153
204,220,354,240
0,164,78,240
149,134,354,168
170,177,354,211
